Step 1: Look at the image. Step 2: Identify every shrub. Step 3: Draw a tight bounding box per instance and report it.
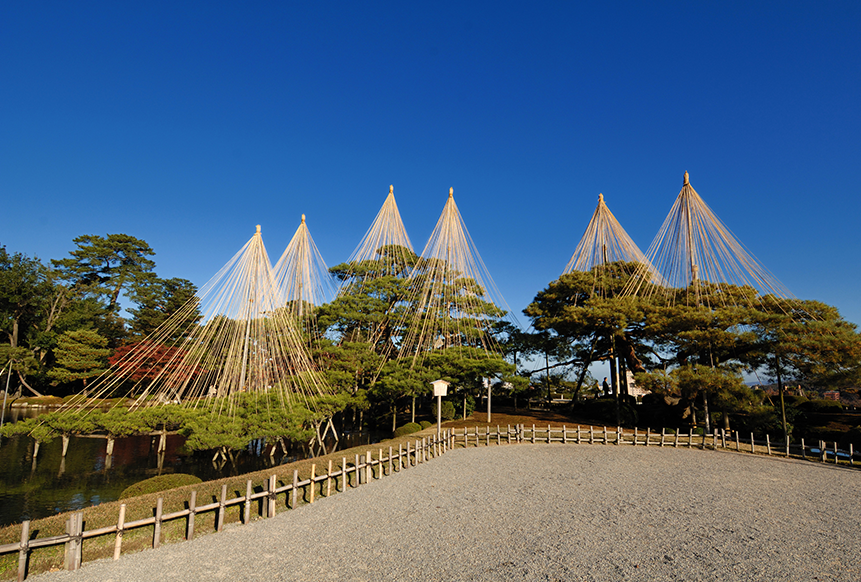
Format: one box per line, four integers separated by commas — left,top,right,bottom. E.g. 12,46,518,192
419,420,432,429
393,422,422,438
798,399,843,413
120,474,202,499
433,400,456,421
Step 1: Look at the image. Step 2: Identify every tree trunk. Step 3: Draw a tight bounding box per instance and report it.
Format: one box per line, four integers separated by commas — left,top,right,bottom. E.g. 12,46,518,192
411,395,416,424
617,335,646,374
702,391,711,433
392,403,397,434
17,370,43,397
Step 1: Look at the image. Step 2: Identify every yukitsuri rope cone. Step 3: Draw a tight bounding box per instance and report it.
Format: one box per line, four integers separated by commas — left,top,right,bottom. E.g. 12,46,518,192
65,225,330,415
624,171,793,309
272,214,336,334
396,187,517,366
563,192,661,299
340,185,416,284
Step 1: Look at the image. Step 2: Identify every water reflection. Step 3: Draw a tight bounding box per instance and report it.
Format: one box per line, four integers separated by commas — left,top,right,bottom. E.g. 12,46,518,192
0,407,381,527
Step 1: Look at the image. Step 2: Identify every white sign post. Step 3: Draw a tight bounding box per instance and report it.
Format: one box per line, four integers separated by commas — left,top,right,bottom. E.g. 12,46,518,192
431,379,450,440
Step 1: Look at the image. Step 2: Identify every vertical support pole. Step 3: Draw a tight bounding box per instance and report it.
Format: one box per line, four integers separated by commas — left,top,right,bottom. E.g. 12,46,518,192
406,442,410,468
355,454,361,483
646,428,651,446
674,430,678,448
850,444,854,466
341,458,347,490
660,428,665,447
801,438,806,459
292,469,299,507
589,426,594,444
309,465,316,504
766,434,772,456
188,491,197,538
267,475,277,517
576,425,581,444
563,425,567,444
17,520,30,582
113,504,125,560
531,424,536,444
155,496,164,546
397,445,403,471
735,431,740,451
602,426,607,444
216,486,226,532
388,448,393,476
750,433,755,454
327,460,334,496
833,442,839,464
244,480,252,524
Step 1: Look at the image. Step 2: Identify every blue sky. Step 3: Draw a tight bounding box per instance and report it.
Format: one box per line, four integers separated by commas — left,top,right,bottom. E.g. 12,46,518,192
2,2,860,332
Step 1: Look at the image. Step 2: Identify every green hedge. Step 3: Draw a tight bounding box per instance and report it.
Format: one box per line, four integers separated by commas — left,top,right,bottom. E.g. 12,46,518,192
120,474,203,499
393,422,422,438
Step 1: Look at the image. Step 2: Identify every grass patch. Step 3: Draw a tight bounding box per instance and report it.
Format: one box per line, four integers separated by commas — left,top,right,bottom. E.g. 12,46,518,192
121,474,203,499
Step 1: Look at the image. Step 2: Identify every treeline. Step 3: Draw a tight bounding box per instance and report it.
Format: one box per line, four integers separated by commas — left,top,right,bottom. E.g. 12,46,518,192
3,237,861,446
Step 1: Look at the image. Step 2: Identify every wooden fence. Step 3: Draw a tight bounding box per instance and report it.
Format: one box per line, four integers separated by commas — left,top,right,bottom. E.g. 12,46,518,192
2,424,857,580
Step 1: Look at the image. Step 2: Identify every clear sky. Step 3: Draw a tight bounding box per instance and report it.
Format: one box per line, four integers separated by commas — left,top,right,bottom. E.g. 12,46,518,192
2,2,860,330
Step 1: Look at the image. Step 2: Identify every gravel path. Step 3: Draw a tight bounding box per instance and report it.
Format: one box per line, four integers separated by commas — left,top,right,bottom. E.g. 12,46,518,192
34,445,860,582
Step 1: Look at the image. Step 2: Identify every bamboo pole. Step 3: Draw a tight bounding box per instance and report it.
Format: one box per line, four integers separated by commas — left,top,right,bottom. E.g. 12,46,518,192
17,520,30,582
155,497,165,546
188,491,197,538
244,480,252,524
113,505,125,560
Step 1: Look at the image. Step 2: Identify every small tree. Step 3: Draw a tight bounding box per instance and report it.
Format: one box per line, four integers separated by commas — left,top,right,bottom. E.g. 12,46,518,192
48,329,112,392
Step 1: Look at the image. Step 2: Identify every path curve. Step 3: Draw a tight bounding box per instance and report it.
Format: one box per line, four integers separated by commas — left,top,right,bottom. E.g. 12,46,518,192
34,445,861,582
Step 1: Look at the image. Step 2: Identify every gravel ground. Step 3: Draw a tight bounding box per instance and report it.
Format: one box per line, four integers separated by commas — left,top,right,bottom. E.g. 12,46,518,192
33,445,860,582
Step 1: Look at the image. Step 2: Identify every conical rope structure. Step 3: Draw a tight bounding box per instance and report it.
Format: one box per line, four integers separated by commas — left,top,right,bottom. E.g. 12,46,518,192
339,185,415,286
272,214,336,329
396,188,517,365
65,225,331,416
564,193,662,297
624,172,793,308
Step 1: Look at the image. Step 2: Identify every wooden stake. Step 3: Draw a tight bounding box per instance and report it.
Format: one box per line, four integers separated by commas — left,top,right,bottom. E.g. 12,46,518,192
17,520,30,582
113,504,125,560
188,490,197,538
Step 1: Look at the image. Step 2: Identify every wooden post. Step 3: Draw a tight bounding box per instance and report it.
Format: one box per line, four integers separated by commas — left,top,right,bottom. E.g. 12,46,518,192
244,480,252,524
819,440,826,462
646,428,651,447
268,475,277,517
188,490,197,538
388,448,393,476
355,454,361,483
113,504,126,560
216,485,227,532
65,512,82,571
155,496,165,546
833,442,839,465
292,469,299,507
327,460,334,496
406,442,411,468
589,426,594,444
17,520,29,582
713,432,718,450
341,457,347,490
497,425,501,446
634,427,638,445
423,438,427,462
702,431,706,449
766,434,772,455
309,465,316,504
660,428,665,447
850,444,854,466
688,431,693,448
750,433,755,454
801,438,806,459
615,426,620,445
785,437,790,457
397,445,403,471
674,430,678,448
735,431,740,451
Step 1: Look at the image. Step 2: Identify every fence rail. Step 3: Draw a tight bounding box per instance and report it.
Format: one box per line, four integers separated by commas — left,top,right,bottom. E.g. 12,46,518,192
2,424,857,581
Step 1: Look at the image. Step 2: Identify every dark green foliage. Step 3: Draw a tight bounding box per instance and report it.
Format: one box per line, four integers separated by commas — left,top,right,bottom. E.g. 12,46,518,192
393,422,422,437
432,399,456,421
120,474,202,499
797,399,843,413
419,420,432,429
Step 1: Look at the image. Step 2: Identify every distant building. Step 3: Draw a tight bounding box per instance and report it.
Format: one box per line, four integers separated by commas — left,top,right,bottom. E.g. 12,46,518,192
823,390,840,401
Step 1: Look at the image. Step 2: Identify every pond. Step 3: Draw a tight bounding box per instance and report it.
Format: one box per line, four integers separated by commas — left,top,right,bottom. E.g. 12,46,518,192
0,406,382,528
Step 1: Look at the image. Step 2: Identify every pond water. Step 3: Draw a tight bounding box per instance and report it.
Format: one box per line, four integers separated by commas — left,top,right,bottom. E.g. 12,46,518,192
0,407,381,528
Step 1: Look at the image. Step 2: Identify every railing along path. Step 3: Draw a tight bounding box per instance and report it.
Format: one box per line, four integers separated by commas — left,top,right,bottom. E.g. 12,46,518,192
2,426,856,581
